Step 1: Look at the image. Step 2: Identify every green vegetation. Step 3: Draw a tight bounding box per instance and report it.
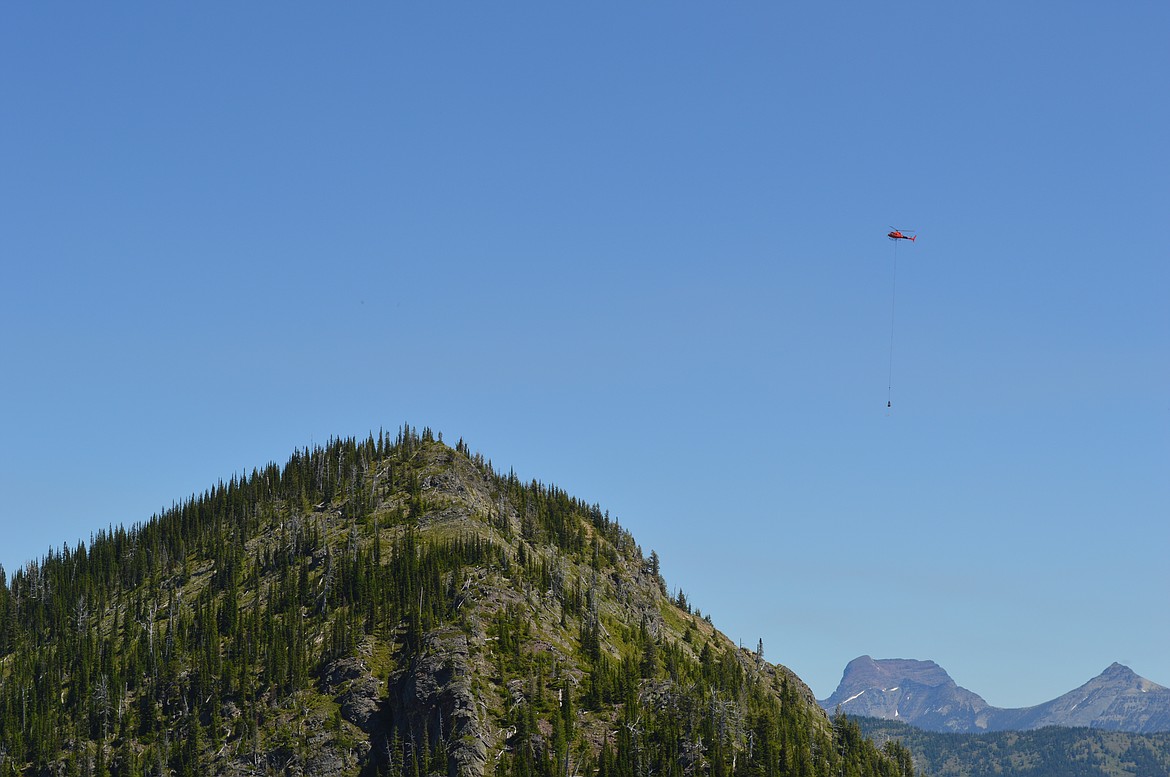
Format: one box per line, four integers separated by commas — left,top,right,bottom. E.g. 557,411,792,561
857,716,1170,777
0,427,909,776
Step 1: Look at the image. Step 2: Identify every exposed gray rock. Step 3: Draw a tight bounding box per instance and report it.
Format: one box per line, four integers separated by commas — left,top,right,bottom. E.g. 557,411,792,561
340,676,383,733
387,629,490,777
322,656,385,733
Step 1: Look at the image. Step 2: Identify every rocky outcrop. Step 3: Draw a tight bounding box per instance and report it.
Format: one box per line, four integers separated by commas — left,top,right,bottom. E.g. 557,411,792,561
322,655,386,733
319,632,491,777
386,629,489,777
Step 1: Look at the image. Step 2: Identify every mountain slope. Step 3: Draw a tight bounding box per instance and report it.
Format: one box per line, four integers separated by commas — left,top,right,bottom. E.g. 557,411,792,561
1006,662,1170,732
821,656,1170,734
0,429,909,777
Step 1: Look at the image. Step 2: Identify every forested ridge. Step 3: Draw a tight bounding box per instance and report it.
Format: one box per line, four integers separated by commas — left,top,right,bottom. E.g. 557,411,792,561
0,427,911,777
858,716,1170,777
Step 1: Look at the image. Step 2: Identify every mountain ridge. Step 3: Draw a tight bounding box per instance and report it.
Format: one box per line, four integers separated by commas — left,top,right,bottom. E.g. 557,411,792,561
857,716,1170,777
821,656,1170,734
0,428,910,777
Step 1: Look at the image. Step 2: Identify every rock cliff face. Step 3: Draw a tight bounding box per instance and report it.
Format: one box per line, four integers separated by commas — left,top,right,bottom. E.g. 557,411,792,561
821,657,1170,733
385,630,488,776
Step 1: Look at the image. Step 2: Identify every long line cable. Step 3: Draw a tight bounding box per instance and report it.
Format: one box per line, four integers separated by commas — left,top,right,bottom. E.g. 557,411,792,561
887,238,898,408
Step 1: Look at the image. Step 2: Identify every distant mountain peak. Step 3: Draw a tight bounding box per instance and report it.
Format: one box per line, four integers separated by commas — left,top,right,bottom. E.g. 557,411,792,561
821,657,990,732
820,656,1170,734
833,656,956,694
1102,661,1137,679
1080,661,1167,697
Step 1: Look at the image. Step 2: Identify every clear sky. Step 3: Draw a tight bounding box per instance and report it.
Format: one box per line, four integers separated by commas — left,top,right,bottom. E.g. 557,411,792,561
2,3,1167,709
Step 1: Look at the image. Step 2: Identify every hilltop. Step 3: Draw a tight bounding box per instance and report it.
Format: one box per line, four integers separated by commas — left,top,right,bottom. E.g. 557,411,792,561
0,428,909,777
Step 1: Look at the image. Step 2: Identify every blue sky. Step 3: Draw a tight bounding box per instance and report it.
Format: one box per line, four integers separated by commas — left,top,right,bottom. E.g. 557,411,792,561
2,3,1167,708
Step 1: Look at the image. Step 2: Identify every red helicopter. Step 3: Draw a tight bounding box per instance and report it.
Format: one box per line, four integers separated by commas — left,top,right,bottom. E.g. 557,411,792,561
887,227,917,242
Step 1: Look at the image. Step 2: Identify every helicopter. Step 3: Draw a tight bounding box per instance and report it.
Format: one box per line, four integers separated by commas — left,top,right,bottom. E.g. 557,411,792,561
884,226,917,409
